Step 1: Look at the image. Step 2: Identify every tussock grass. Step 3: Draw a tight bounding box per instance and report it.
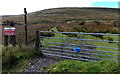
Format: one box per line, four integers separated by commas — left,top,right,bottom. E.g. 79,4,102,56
2,45,43,72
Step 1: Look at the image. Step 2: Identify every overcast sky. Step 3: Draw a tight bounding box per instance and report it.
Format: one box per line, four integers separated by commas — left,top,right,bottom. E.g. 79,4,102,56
0,0,119,16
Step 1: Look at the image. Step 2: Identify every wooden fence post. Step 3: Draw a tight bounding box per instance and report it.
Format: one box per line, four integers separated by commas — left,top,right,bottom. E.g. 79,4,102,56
12,35,16,46
24,8,28,46
4,35,8,46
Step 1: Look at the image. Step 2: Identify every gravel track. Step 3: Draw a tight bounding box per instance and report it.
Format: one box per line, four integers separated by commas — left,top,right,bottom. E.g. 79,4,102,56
21,56,62,72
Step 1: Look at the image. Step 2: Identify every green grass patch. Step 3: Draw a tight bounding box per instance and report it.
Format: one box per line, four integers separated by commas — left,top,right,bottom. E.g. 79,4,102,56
81,34,118,60
41,27,71,47
47,59,119,72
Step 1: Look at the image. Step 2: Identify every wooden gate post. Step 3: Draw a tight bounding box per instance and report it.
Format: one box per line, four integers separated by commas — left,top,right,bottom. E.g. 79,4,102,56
35,31,43,56
35,31,40,51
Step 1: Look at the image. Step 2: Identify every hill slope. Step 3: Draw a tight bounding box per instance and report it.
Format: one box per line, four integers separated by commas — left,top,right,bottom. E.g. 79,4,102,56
2,7,119,25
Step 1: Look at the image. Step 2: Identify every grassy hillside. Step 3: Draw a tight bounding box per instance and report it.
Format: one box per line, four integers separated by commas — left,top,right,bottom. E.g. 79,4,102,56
2,7,119,45
2,7,119,25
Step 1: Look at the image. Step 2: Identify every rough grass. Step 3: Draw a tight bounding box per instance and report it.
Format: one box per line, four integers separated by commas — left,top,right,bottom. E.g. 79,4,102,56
2,45,43,72
57,24,119,34
47,59,119,72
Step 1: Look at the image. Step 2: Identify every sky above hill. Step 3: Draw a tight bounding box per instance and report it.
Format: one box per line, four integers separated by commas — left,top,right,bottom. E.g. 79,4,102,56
0,0,119,16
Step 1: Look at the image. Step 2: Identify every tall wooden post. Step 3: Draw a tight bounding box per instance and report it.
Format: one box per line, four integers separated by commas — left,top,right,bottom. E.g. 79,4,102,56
24,8,28,46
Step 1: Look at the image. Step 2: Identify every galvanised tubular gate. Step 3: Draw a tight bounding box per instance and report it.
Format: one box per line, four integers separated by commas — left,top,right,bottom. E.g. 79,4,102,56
36,31,120,62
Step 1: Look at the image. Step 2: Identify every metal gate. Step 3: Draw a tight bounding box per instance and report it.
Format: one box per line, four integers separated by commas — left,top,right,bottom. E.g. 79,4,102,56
36,31,120,62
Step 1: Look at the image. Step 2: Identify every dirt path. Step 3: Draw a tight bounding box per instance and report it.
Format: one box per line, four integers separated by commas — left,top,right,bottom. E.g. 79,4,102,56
21,56,62,72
